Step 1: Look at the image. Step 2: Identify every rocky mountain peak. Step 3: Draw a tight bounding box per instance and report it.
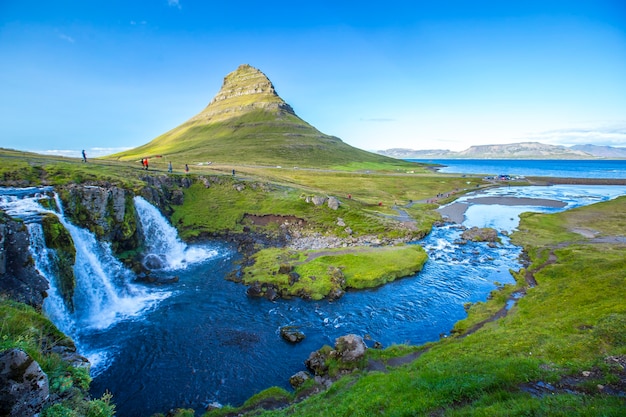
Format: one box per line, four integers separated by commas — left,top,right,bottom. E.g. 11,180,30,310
192,64,295,123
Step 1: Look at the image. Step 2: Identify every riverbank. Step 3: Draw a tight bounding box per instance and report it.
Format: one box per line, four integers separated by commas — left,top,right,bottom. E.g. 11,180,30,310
438,196,567,224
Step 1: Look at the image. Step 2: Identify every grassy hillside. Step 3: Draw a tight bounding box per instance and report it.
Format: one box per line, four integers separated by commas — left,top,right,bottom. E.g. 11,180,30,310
205,197,626,417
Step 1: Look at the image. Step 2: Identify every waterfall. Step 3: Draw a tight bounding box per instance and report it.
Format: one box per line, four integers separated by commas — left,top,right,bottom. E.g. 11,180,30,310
0,189,168,333
134,196,216,270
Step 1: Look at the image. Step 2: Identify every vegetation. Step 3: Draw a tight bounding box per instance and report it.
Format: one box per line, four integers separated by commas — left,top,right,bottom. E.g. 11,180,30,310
0,300,115,417
242,245,428,300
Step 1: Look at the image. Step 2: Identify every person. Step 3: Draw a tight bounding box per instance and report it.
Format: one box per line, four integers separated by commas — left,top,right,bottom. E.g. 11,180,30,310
168,161,173,173
232,169,235,176
145,158,149,170
185,164,189,173
81,150,87,163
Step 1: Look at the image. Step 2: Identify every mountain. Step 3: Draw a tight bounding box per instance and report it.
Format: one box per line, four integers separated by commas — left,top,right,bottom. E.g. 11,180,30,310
378,142,614,159
570,144,626,158
456,142,590,158
109,64,399,168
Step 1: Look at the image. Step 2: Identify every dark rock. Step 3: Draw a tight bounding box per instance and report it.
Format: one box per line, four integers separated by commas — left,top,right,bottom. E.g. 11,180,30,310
278,264,293,274
288,271,300,286
0,215,48,309
0,349,49,417
289,371,311,389
280,326,306,344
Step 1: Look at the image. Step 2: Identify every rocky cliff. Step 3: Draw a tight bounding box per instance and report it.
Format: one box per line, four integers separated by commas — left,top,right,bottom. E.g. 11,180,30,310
0,212,48,309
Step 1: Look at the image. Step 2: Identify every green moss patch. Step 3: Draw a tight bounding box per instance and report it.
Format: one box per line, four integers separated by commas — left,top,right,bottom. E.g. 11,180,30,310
242,245,428,300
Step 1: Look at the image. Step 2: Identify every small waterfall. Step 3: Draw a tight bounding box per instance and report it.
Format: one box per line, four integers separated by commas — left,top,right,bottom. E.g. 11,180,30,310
27,222,74,335
134,196,215,270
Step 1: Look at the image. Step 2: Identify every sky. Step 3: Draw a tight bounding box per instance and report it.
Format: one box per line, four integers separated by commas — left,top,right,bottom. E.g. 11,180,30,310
1,1,626,157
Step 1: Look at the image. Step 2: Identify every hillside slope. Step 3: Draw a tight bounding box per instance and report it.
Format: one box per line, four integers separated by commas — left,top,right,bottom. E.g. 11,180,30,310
108,65,401,168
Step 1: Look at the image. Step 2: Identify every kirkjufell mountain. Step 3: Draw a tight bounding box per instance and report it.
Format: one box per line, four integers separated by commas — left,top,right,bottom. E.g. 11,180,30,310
110,64,397,167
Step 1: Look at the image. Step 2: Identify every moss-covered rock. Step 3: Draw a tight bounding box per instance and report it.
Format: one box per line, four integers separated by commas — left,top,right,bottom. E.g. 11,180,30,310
41,214,76,312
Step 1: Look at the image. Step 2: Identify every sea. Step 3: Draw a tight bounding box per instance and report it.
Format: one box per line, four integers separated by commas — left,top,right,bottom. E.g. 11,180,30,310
406,159,626,179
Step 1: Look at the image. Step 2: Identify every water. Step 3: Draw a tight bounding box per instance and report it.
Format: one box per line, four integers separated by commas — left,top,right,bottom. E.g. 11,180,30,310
407,159,626,178
1,184,625,416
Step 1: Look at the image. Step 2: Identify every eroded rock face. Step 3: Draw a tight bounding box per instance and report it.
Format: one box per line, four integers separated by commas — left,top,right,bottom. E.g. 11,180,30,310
192,64,296,123
60,184,139,254
0,214,48,309
0,349,49,417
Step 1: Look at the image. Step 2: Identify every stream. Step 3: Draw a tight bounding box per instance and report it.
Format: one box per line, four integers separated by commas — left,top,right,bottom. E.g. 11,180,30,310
1,184,625,416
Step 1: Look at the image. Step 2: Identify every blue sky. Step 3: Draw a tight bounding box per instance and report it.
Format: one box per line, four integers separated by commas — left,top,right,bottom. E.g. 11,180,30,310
1,1,625,157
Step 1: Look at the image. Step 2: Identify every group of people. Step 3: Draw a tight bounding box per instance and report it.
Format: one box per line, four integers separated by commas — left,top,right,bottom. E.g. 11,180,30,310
139,158,189,173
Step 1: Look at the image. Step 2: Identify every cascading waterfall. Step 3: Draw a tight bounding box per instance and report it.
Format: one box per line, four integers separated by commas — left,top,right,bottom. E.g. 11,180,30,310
0,187,222,375
134,196,216,270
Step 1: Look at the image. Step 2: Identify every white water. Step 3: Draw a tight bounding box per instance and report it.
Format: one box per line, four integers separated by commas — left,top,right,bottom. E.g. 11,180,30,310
0,188,224,374
134,196,217,270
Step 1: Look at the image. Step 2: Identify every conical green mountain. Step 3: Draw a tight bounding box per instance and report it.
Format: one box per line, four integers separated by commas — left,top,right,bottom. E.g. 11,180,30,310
109,64,400,168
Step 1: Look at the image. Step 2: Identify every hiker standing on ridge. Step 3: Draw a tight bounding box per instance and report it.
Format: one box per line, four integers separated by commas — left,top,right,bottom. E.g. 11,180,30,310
82,150,87,163
168,161,173,173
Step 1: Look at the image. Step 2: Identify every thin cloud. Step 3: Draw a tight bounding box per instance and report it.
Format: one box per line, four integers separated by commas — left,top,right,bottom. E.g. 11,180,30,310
360,118,396,122
525,124,626,148
167,0,182,9
58,33,75,43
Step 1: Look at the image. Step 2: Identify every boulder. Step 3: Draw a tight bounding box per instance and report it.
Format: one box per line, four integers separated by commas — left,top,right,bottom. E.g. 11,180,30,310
334,334,366,362
289,371,311,389
0,349,49,417
280,326,306,344
312,196,327,206
327,197,340,210
460,227,499,243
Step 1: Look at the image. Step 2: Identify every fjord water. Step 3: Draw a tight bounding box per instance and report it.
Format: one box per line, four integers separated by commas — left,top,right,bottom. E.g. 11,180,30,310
409,158,626,178
1,184,626,416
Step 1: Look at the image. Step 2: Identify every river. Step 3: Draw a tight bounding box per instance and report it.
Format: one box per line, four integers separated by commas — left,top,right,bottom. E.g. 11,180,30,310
1,183,625,416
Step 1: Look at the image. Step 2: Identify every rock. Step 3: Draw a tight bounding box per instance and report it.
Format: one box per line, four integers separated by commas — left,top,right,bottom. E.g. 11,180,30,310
288,271,300,286
334,334,366,362
312,196,327,206
327,196,340,210
278,264,293,274
280,326,306,344
233,184,246,192
305,348,330,376
170,189,184,205
0,215,48,309
199,176,212,188
336,217,346,227
460,227,499,243
0,349,49,417
289,371,311,389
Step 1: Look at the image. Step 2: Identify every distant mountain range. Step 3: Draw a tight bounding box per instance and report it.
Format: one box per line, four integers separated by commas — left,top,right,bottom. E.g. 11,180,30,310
377,142,626,159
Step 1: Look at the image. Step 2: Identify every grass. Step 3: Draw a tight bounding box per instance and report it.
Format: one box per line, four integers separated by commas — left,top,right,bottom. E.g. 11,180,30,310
243,245,428,300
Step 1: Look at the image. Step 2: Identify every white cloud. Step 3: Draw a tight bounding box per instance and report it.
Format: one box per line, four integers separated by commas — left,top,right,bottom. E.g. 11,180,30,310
167,0,181,9
58,33,75,43
524,124,626,148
